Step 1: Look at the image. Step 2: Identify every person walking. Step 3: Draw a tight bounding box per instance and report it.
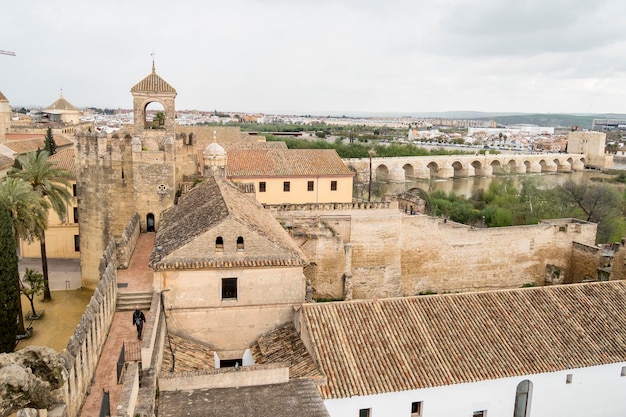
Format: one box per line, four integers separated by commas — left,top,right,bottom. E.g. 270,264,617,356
133,306,146,340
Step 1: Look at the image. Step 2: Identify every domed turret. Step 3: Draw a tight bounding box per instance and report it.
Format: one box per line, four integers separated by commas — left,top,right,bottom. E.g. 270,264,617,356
203,142,227,178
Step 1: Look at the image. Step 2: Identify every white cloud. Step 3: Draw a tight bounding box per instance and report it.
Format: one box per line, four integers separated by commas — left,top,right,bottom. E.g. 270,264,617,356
1,0,625,114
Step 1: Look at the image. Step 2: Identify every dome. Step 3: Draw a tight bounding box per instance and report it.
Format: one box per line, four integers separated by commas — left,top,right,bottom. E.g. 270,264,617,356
203,142,226,157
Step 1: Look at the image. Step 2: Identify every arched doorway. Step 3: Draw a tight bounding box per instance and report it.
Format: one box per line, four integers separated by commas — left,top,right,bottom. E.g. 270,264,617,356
147,213,155,232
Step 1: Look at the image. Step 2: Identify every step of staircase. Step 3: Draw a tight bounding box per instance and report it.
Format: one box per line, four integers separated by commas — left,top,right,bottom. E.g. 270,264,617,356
117,291,153,311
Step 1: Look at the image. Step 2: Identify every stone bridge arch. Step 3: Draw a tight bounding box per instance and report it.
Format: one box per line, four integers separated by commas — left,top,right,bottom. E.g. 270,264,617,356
451,160,475,178
375,164,389,181
403,163,415,179
539,159,558,173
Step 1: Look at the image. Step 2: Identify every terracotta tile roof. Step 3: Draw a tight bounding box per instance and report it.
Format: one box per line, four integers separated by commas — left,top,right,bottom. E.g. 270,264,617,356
4,133,73,155
45,94,78,111
250,322,323,379
159,379,330,417
150,177,306,270
224,140,288,150
160,333,215,377
0,154,13,169
48,148,76,176
131,69,176,93
226,149,354,178
0,90,7,101
302,281,626,399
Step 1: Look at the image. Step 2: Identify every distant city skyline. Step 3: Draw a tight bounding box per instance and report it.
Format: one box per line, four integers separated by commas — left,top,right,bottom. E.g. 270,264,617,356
2,0,626,115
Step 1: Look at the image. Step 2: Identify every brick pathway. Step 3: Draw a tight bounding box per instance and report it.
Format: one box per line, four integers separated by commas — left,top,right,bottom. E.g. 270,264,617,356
79,233,155,417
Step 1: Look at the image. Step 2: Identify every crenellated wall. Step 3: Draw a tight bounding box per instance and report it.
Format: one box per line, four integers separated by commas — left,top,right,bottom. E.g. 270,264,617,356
116,213,140,269
61,238,118,417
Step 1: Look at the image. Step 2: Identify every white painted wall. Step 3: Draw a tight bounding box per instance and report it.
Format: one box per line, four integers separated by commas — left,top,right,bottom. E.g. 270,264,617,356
324,363,626,417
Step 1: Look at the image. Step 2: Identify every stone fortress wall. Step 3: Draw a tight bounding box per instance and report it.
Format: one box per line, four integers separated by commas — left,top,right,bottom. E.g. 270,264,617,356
272,203,608,300
75,126,266,290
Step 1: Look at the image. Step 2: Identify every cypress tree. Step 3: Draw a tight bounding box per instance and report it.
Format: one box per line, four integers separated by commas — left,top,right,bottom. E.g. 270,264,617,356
0,202,19,352
44,127,57,156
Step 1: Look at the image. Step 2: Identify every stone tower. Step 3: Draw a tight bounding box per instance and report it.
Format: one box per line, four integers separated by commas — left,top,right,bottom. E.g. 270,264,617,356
131,62,177,137
76,66,178,289
0,90,11,144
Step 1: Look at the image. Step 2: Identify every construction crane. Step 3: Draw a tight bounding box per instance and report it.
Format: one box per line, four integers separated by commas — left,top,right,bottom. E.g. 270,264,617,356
0,50,16,56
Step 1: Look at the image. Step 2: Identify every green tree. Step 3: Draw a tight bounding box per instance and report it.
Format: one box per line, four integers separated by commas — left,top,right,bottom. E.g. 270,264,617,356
10,151,72,301
154,111,165,128
21,268,44,319
0,177,49,335
557,179,623,242
44,127,57,156
0,202,20,352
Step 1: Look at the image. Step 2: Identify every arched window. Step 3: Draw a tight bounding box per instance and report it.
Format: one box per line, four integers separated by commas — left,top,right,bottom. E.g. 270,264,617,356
216,236,224,252
514,380,532,417
237,236,244,251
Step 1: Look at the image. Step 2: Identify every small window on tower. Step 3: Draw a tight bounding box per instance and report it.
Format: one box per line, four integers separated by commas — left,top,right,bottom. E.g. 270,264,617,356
308,181,314,191
331,180,338,191
237,236,244,251
73,207,79,223
284,181,290,192
222,278,237,300
216,236,224,252
72,184,77,197
259,182,266,192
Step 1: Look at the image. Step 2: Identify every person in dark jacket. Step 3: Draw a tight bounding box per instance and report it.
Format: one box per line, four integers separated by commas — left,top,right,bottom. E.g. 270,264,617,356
133,306,146,340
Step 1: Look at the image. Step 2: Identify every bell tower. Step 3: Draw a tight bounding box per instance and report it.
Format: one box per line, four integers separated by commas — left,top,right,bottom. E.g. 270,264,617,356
130,62,177,137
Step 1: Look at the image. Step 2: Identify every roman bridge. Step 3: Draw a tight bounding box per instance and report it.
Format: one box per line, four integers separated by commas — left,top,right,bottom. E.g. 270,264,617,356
343,153,587,183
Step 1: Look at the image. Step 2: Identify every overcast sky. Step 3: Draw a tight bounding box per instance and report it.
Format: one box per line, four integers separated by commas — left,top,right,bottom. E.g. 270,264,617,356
2,0,626,115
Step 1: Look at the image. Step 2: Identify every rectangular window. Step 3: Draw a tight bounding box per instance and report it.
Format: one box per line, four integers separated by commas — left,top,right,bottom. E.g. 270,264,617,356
283,181,290,192
473,411,486,417
308,181,314,191
331,180,338,191
411,401,422,417
222,278,237,300
622,366,626,376
359,409,371,417
74,235,80,252
259,181,266,192
73,207,79,223
72,184,77,197
566,373,573,384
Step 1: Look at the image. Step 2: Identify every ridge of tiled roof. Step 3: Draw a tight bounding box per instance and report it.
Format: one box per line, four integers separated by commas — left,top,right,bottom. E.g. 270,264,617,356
131,69,176,93
150,177,306,269
302,281,626,399
0,91,7,101
226,149,354,177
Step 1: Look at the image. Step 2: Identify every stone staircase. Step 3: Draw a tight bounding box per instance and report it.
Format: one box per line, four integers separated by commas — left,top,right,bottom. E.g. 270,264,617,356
117,291,153,311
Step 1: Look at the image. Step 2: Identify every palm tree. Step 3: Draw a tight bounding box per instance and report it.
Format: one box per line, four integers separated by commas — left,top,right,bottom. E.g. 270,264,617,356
0,177,49,335
10,151,72,301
